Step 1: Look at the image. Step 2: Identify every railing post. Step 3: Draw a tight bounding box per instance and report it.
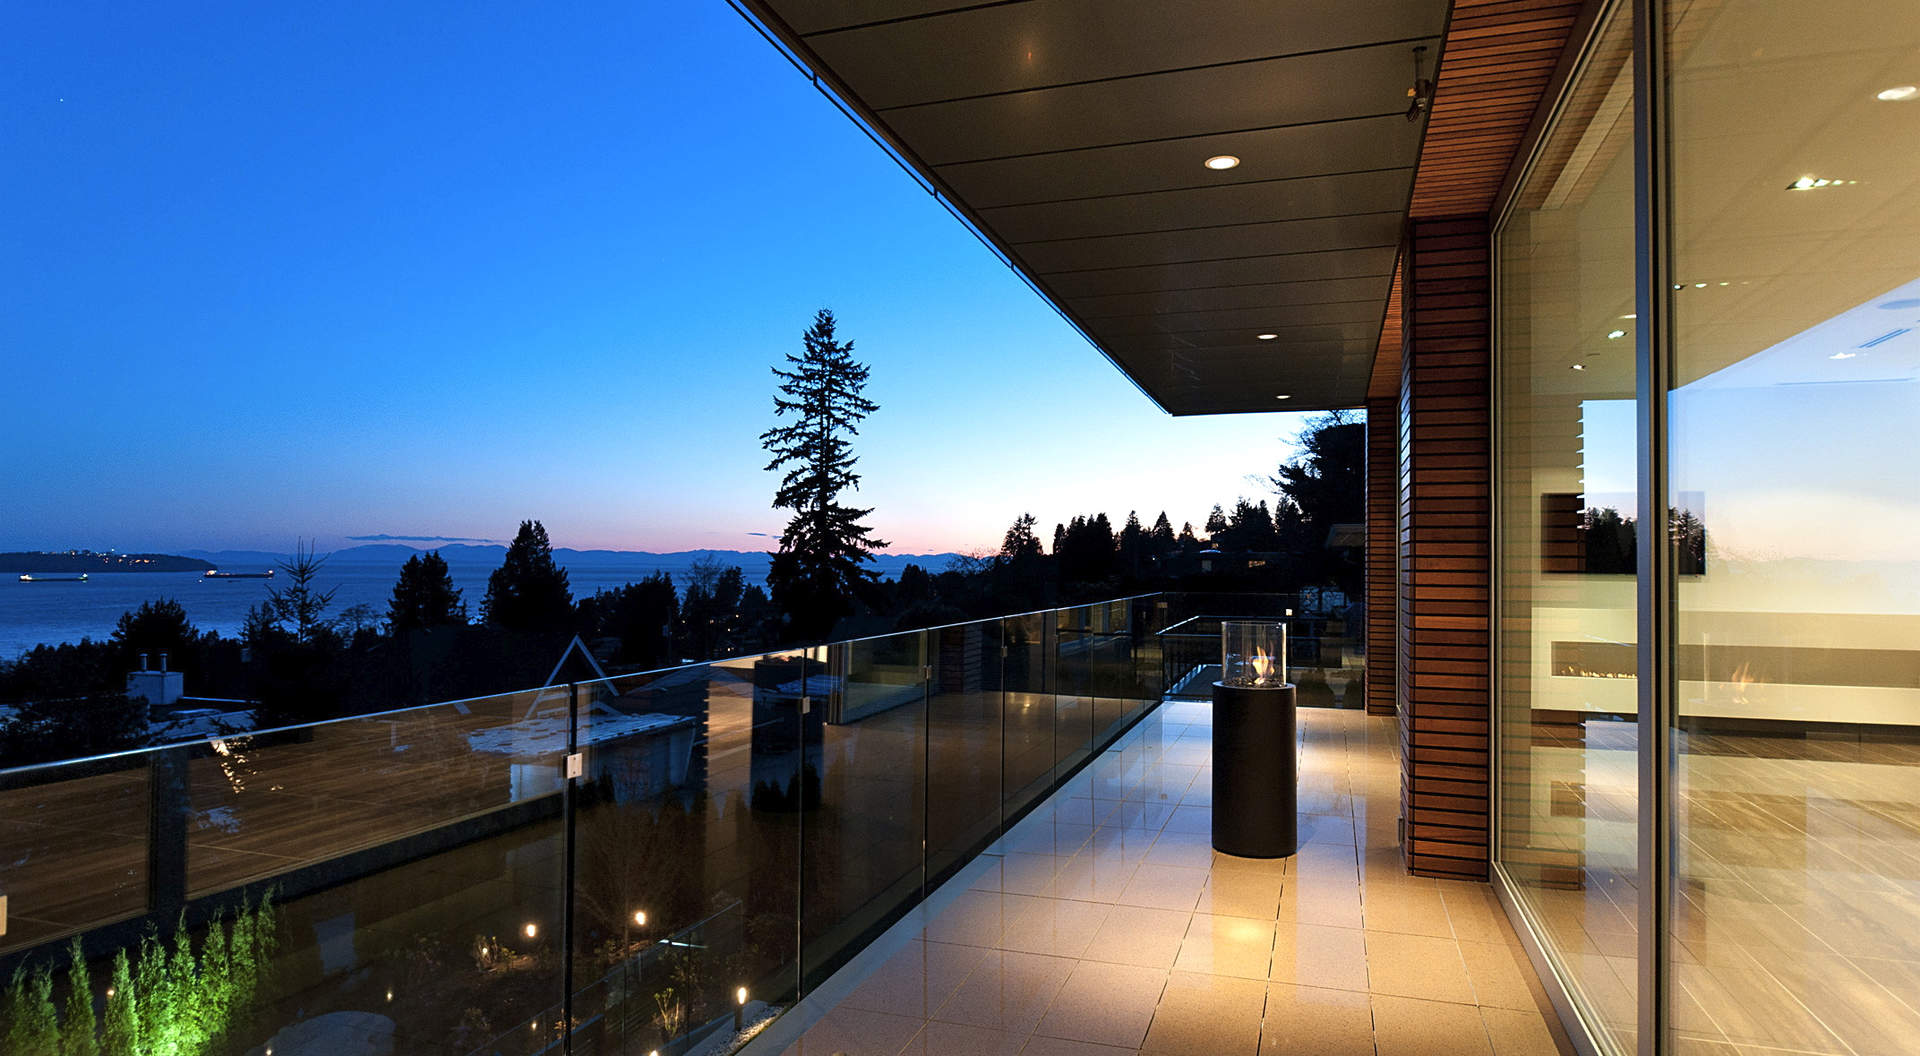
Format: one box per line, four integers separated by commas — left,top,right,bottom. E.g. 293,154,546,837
563,681,578,1055
147,744,190,921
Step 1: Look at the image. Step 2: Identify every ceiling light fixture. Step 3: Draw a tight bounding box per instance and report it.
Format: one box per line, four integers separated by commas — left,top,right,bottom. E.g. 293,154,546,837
1405,46,1434,122
1204,155,1240,170
1607,329,1627,340
1877,85,1919,101
1256,333,1278,340
1788,176,1858,190
1274,394,1292,400
1829,351,1858,360
1571,364,1586,371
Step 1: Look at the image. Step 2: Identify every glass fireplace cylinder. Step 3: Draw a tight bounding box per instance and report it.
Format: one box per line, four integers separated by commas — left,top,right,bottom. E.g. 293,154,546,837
1221,620,1288,688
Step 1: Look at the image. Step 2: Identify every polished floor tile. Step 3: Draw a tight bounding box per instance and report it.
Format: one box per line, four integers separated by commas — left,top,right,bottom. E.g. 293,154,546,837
774,706,1573,1056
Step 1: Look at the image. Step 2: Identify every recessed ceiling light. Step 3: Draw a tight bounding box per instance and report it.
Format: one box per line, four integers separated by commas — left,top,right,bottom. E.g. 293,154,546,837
1204,154,1241,170
1620,313,1637,319
1694,282,1707,288
1571,364,1586,371
1606,329,1627,340
1256,333,1278,340
1787,176,1857,190
1830,351,1858,360
1274,394,1292,400
1878,85,1919,101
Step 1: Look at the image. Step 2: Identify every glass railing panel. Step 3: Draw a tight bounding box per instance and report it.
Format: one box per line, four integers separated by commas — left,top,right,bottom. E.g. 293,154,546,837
2,688,575,1056
182,686,552,898
926,620,1004,887
1053,606,1093,776
802,630,927,988
1001,612,1055,821
0,755,150,956
1088,599,1130,748
571,652,806,1055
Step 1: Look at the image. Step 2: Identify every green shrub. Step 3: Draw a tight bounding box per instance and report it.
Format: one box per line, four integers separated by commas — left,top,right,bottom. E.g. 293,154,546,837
59,938,98,1056
100,951,137,1056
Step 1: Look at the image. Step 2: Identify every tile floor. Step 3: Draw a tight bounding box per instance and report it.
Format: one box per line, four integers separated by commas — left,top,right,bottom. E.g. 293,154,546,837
757,701,1576,1056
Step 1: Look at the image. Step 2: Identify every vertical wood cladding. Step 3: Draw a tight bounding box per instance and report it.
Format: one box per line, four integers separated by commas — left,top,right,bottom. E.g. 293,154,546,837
1366,395,1399,717
1398,216,1493,880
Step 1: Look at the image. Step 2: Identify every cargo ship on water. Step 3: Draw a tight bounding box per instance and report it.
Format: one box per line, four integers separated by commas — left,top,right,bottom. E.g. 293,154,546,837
203,569,275,580
18,572,88,582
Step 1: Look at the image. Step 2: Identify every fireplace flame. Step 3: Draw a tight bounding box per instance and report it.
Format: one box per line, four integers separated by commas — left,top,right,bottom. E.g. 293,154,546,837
1251,648,1273,685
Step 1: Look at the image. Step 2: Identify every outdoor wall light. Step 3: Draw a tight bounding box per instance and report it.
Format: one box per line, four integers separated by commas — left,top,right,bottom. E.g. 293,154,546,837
1204,154,1240,170
524,922,538,939
1877,85,1918,101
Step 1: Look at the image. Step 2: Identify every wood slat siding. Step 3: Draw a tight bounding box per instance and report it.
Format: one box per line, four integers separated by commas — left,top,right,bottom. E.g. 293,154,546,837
1398,216,1493,880
1366,393,1399,716
1411,0,1586,218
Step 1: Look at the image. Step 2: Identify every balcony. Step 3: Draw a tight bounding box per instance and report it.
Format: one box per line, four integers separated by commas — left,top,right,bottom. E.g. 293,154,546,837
0,593,1566,1056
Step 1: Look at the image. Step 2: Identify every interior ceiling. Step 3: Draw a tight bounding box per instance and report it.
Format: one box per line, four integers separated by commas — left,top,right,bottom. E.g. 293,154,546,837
738,0,1451,415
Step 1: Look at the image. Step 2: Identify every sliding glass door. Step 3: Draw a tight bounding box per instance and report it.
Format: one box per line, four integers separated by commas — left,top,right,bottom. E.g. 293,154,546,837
1497,1,1920,1053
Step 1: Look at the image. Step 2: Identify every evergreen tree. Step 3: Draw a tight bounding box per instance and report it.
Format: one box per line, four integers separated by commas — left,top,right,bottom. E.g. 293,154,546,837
101,952,135,1056
1268,410,1366,590
9,964,59,1056
1118,511,1146,575
198,917,230,1048
578,573,677,667
265,541,340,646
162,916,198,1052
131,931,164,1049
1178,521,1200,549
61,938,98,1056
760,308,888,640
999,513,1044,563
482,521,574,632
1149,512,1176,557
1204,505,1229,542
387,551,466,632
110,599,198,671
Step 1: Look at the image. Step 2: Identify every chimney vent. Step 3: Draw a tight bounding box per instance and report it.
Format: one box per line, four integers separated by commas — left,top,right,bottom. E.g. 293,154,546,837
138,652,149,671
159,652,169,673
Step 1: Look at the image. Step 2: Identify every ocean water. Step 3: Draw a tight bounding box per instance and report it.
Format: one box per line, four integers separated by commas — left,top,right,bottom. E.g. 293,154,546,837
0,558,733,659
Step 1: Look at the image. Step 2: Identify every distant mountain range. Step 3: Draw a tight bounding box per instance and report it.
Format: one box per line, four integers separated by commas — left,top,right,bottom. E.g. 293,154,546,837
179,544,966,581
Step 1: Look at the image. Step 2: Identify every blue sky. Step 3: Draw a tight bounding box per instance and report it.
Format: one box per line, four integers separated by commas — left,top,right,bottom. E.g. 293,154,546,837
1,1,1312,556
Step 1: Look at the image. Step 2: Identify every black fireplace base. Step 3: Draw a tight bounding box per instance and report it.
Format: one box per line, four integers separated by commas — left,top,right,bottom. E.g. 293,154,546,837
1210,681,1298,858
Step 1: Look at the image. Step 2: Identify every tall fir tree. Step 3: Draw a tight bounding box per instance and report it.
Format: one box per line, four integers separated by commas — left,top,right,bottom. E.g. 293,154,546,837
760,308,887,640
482,521,574,632
101,951,136,1056
1149,511,1176,557
387,550,467,632
60,937,98,1056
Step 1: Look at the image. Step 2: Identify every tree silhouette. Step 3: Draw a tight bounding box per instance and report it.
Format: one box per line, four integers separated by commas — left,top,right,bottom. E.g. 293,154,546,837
483,521,574,632
111,599,198,667
387,551,467,633
580,573,677,667
761,308,888,640
262,541,340,646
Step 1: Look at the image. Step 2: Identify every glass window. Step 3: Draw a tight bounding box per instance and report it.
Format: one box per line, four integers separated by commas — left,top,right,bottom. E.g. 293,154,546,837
1665,2,1920,1052
1493,5,1639,1052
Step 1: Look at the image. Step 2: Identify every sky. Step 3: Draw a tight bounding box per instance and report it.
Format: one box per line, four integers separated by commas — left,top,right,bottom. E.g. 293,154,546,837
0,2,1319,558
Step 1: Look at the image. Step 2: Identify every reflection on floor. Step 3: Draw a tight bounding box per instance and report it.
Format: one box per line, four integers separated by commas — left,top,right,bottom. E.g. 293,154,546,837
1513,722,1920,1056
760,703,1574,1056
